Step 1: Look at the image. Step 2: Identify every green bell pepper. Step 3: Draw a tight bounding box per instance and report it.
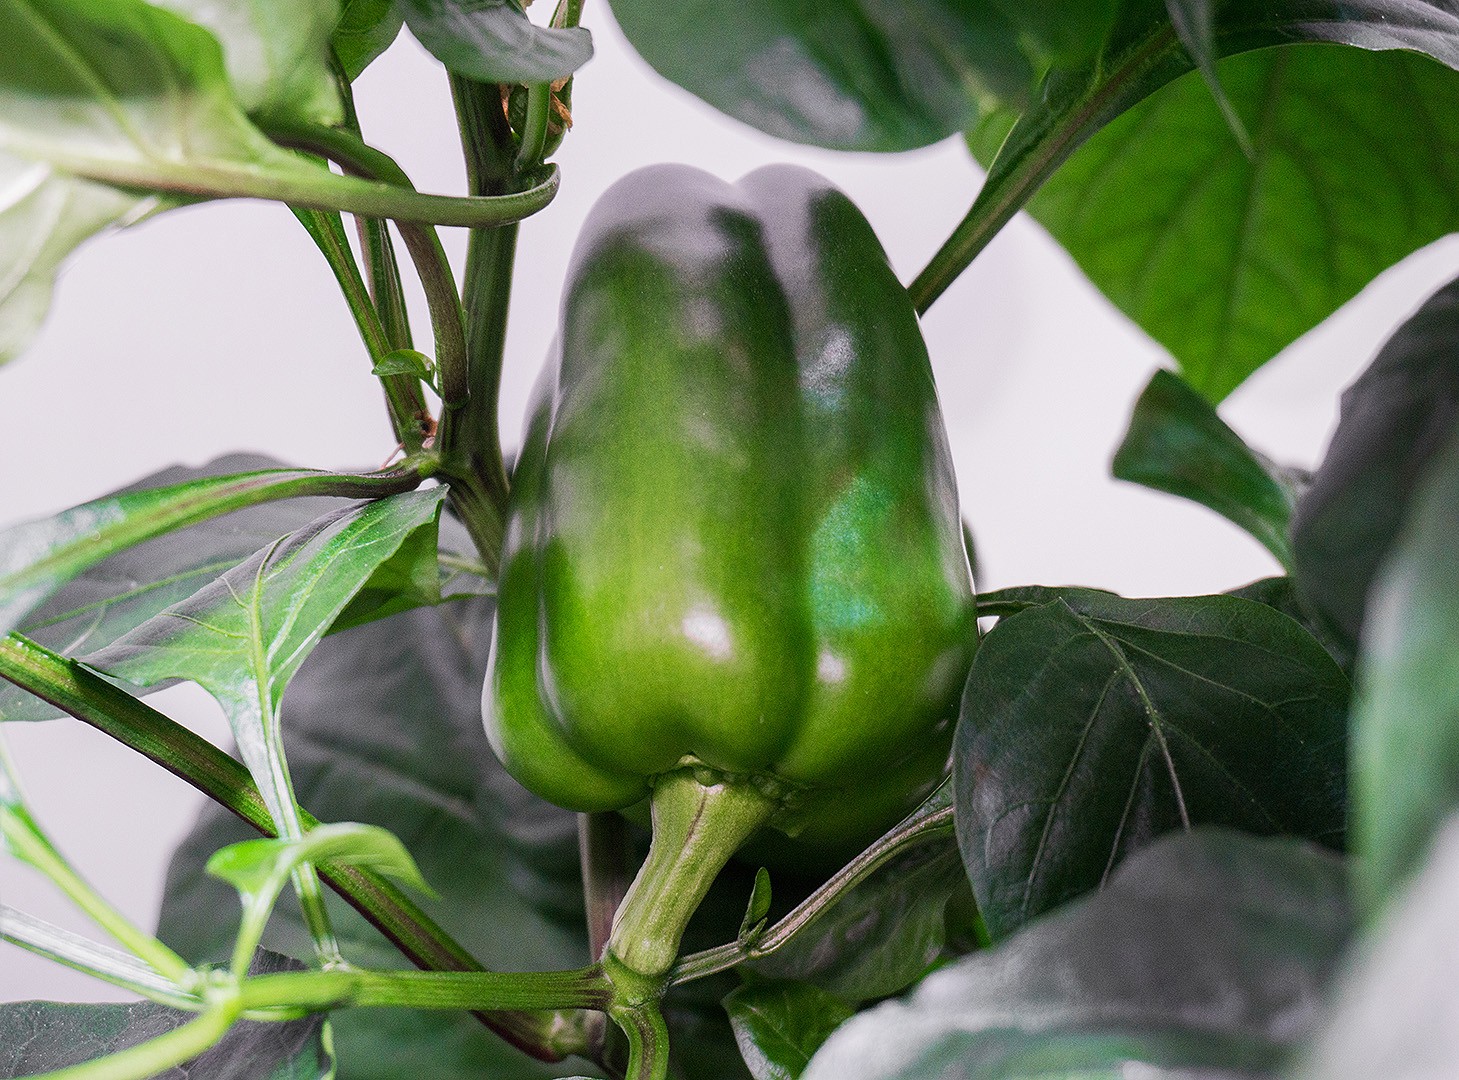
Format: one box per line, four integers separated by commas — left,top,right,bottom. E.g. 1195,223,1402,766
484,163,976,977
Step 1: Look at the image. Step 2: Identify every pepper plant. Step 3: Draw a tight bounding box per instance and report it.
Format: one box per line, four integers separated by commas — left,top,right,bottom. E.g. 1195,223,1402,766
3,1,1459,1078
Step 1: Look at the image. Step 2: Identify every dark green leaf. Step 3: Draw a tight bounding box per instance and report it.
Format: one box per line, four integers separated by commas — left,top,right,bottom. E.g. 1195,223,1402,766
607,0,1035,152
334,0,404,81
157,599,592,1078
0,455,408,643
1350,428,1459,912
725,982,854,1080
955,590,1348,940
1291,275,1459,651
946,2,1459,396
1022,44,1459,401
988,0,1119,68
152,0,343,124
1225,576,1353,676
0,953,330,1079
0,455,418,723
748,839,974,1003
802,830,1352,1080
87,490,446,825
1295,813,1459,1078
1113,369,1300,568
401,0,592,84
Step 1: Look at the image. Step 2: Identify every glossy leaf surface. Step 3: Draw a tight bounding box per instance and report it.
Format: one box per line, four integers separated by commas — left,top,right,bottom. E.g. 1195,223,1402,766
947,1,1459,397
1114,369,1300,568
1291,276,1459,650
1350,429,1459,912
956,589,1348,939
401,0,592,84
725,981,854,1080
747,838,974,1003
0,455,413,643
157,599,592,1078
607,0,1034,152
803,831,1351,1080
86,490,445,826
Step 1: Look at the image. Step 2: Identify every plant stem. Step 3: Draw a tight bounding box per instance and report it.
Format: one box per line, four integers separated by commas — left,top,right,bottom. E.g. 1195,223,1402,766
0,810,193,985
610,1000,670,1080
1,904,199,1008
514,83,553,175
19,144,561,228
0,635,590,1063
606,770,778,979
907,27,1179,314
237,964,612,1013
24,1004,241,1080
293,206,430,451
670,781,957,985
266,121,471,414
436,75,523,570
0,465,425,614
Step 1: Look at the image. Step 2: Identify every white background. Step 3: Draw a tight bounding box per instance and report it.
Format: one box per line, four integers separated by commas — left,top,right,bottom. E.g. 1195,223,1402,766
4,11,1459,1002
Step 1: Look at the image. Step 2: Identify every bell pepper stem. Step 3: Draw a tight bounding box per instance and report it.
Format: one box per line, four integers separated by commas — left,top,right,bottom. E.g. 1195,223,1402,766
605,769,779,979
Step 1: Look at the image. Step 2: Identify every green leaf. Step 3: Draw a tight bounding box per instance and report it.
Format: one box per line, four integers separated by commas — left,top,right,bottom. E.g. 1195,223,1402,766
748,839,974,1004
1294,813,1459,1079
1225,576,1353,676
987,0,1119,69
955,589,1348,940
157,599,592,1078
1350,428,1459,913
0,454,416,642
1291,275,1459,651
0,0,559,301
400,0,592,84
0,954,331,1079
930,1,1459,389
151,0,344,125
802,830,1352,1080
333,0,404,81
725,982,854,1080
608,0,1035,152
739,868,773,940
1113,369,1301,568
1165,0,1252,153
0,153,165,367
371,347,435,384
209,821,434,902
86,490,445,827
1007,43,1459,400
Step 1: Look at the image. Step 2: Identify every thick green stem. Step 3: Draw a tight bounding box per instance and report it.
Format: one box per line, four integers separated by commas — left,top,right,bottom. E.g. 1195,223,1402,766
670,781,958,985
611,999,670,1080
606,769,779,979
0,635,591,1063
436,76,521,567
237,965,612,1013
